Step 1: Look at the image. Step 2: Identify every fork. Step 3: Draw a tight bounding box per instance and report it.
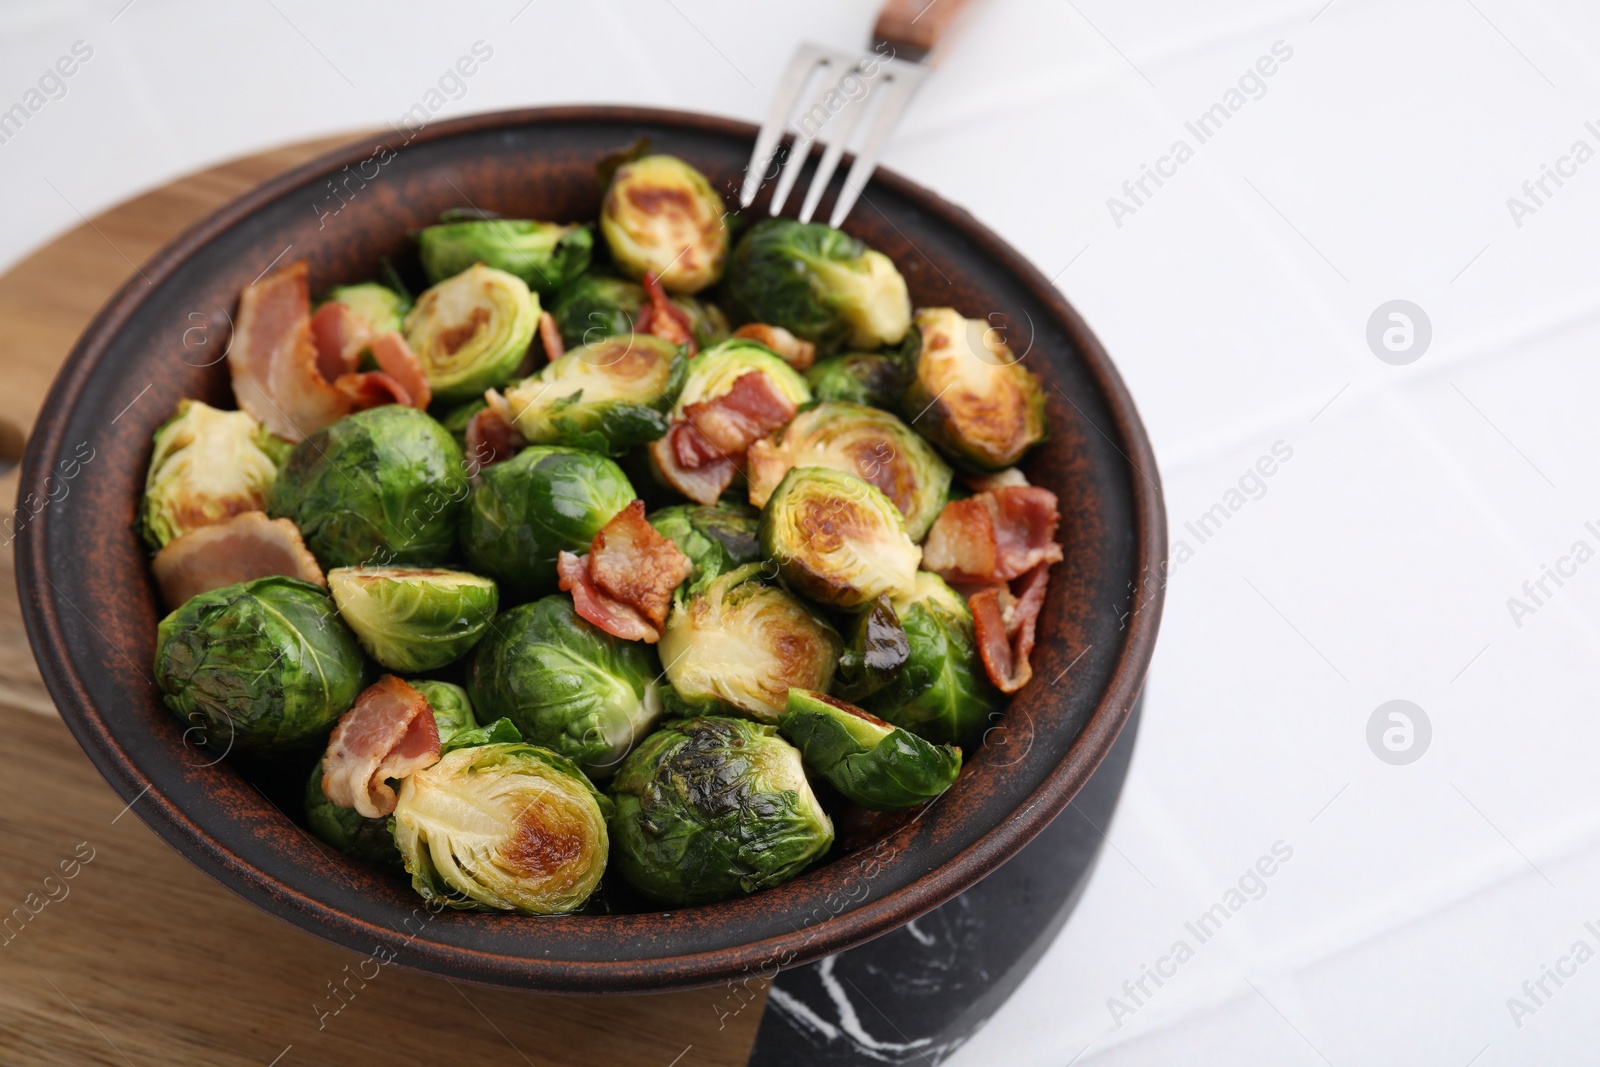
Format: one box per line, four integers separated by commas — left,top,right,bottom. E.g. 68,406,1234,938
739,0,980,228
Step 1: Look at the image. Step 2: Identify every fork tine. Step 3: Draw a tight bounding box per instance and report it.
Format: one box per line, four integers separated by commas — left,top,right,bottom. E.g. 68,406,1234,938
767,57,863,218
798,67,877,223
741,44,829,208
828,61,929,228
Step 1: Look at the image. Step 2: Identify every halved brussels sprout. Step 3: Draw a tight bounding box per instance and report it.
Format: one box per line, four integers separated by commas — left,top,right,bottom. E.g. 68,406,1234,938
600,155,729,293
154,576,366,753
418,217,592,294
658,563,840,722
466,597,663,778
460,446,635,601
328,566,497,672
863,572,1000,746
672,338,812,419
781,689,961,811
901,307,1047,471
393,743,611,914
806,351,909,408
747,401,952,542
322,282,410,333
759,467,921,609
403,263,538,403
549,274,729,351
722,219,911,354
834,595,910,703
305,763,404,872
142,400,289,550
408,679,478,744
608,716,833,905
647,502,761,592
272,405,467,569
501,334,685,455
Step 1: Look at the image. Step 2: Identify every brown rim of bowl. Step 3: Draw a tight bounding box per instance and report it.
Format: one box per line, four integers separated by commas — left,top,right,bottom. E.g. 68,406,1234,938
16,105,1165,992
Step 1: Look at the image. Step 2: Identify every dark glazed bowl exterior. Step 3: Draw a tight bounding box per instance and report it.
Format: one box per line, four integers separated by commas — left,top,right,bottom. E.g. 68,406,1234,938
16,107,1165,993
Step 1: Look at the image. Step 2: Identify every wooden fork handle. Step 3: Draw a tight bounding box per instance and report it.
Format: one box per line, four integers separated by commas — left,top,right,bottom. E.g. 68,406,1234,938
873,0,981,62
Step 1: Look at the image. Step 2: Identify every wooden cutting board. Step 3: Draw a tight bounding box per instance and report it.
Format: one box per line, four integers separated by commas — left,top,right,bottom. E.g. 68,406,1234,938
0,136,764,1067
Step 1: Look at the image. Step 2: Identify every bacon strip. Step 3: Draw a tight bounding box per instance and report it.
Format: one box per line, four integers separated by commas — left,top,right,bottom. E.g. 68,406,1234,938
229,262,350,441
590,501,693,630
680,371,797,465
733,323,816,371
539,310,565,362
923,487,1064,584
150,511,324,610
310,301,367,380
332,370,413,411
321,676,441,819
558,551,659,642
635,272,696,353
557,502,693,642
969,562,1051,694
367,331,431,409
650,428,737,505
464,398,525,475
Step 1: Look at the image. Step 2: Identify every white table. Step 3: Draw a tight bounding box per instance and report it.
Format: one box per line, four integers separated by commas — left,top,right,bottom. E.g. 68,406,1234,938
5,1,1598,1063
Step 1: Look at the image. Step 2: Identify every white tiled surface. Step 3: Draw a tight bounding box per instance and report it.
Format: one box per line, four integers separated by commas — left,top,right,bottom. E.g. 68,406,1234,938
6,1,1600,1062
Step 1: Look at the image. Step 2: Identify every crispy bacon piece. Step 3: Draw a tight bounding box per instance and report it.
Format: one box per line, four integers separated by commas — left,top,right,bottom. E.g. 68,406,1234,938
464,390,525,474
367,331,431,409
680,371,797,464
923,486,1064,584
332,371,413,411
733,323,816,371
310,301,368,380
635,272,696,353
321,676,441,819
228,262,351,441
558,551,659,642
150,511,324,609
538,310,565,362
969,563,1051,694
590,501,693,630
650,428,737,505
558,502,693,641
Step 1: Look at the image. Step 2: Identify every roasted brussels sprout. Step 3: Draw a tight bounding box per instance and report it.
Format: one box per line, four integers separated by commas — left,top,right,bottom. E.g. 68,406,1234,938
409,678,478,743
600,155,729,293
393,743,611,914
806,351,909,408
501,334,685,455
466,597,663,777
418,217,592,294
460,446,634,600
863,572,1000,746
272,405,467,569
747,401,952,542
781,689,961,811
901,307,1047,471
328,567,497,672
759,467,921,609
722,219,911,354
322,282,410,333
608,716,833,905
305,763,404,871
403,263,538,403
142,400,289,550
154,576,366,753
646,502,761,592
658,563,839,721
834,595,910,703
549,274,728,351
672,338,812,419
